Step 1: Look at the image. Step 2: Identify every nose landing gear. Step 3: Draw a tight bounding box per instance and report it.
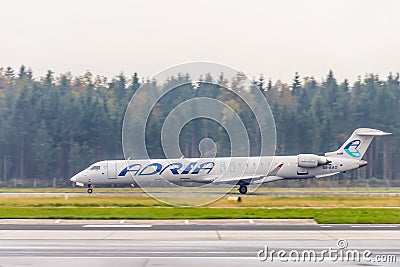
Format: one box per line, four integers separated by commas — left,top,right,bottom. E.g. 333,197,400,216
87,184,94,194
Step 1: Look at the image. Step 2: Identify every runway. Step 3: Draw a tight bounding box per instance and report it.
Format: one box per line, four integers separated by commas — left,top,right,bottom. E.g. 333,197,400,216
0,220,399,266
0,219,399,231
1,191,400,197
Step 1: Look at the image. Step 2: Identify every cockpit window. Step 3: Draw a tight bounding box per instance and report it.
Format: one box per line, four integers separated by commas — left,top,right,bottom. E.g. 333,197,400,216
89,166,100,170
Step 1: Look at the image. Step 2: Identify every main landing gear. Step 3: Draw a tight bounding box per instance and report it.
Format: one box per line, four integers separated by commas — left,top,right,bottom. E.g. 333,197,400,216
238,185,248,194
87,184,94,194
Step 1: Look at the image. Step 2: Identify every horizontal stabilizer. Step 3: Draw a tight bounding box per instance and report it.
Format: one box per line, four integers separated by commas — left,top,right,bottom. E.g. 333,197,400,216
355,129,391,136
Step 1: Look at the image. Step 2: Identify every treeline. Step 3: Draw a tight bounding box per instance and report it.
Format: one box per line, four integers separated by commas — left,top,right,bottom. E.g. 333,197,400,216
0,66,139,183
267,71,397,186
0,66,398,186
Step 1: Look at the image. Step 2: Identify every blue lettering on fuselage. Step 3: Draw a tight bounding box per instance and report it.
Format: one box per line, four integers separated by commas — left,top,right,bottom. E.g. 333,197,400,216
118,161,215,177
191,162,214,174
118,164,141,176
139,163,162,175
181,162,197,174
160,163,183,175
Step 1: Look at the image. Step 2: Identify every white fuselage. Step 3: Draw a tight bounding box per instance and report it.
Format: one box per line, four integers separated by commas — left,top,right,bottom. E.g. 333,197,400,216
70,155,364,186
70,128,391,194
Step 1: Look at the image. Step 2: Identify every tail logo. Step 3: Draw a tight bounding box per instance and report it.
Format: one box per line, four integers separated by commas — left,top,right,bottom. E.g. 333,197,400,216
344,139,361,158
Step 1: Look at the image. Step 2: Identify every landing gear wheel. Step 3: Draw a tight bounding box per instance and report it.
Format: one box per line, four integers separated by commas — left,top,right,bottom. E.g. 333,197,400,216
87,184,93,194
238,185,248,194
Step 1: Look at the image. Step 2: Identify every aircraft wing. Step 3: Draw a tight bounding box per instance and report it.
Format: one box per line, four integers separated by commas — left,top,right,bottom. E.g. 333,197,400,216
315,172,340,179
213,163,284,185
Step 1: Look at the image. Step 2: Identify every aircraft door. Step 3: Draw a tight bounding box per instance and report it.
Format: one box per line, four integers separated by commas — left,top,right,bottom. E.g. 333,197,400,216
107,161,118,179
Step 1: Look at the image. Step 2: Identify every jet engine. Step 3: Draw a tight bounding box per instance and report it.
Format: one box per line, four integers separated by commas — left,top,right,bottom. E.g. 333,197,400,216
297,154,330,168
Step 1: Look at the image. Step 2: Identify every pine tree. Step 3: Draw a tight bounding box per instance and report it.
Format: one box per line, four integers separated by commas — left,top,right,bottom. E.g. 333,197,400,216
32,121,54,178
291,72,301,96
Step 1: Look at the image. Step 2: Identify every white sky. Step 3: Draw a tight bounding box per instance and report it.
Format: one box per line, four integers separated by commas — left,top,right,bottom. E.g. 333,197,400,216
1,0,400,83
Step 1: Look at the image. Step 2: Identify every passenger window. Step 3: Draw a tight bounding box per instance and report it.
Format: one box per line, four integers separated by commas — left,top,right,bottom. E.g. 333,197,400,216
229,162,235,172
220,162,226,173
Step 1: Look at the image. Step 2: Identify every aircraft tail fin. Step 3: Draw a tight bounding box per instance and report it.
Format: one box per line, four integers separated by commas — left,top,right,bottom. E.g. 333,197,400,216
325,128,391,159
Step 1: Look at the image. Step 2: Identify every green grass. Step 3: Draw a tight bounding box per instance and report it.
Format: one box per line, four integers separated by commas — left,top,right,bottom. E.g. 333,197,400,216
0,188,398,223
0,195,399,208
0,207,399,224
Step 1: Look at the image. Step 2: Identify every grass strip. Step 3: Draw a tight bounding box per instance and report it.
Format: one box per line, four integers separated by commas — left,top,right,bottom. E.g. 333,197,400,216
0,195,399,208
0,207,398,224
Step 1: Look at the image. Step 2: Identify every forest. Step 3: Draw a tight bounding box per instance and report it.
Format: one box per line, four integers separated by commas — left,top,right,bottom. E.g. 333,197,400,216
0,65,398,187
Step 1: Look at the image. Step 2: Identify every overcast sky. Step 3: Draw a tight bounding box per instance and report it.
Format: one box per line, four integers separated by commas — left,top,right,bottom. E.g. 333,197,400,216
2,0,400,83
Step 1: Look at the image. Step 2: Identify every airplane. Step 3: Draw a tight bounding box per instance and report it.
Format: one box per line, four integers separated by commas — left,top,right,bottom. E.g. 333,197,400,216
70,128,391,194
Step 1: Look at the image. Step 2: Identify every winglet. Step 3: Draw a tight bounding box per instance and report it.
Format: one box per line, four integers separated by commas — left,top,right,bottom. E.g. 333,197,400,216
267,163,283,176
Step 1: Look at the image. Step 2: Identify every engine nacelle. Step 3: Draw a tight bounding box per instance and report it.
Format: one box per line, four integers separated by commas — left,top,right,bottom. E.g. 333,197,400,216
297,154,330,168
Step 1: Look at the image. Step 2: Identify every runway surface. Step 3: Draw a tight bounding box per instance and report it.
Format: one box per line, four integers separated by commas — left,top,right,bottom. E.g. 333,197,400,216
0,220,399,231
0,220,399,266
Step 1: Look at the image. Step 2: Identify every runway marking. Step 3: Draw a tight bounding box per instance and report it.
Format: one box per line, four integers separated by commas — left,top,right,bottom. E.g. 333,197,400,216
320,225,331,228
82,225,152,228
215,231,222,240
0,256,257,259
249,219,254,224
0,251,255,255
351,225,398,228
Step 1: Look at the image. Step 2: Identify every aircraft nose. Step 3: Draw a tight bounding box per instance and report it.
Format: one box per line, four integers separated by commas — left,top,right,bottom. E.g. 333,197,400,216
70,176,77,182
